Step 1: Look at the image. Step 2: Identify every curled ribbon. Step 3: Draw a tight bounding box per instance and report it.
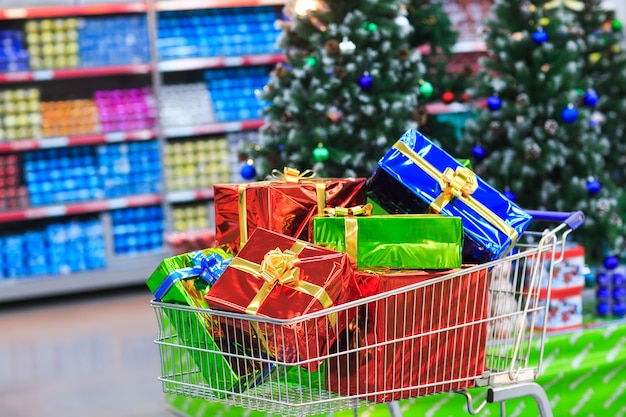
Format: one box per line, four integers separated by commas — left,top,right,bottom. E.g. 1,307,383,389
155,251,232,300
323,203,373,217
269,167,317,183
430,166,478,213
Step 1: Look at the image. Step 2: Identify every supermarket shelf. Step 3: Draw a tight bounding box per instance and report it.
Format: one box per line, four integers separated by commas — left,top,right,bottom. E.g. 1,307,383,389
0,251,166,303
166,188,214,203
156,0,285,12
163,119,264,138
0,129,157,154
0,3,147,20
158,53,285,72
0,64,152,84
0,193,162,224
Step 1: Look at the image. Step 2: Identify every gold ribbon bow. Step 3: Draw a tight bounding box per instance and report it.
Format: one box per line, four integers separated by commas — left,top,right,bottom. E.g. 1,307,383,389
430,167,478,213
392,141,518,244
323,203,373,217
228,244,335,327
270,167,317,183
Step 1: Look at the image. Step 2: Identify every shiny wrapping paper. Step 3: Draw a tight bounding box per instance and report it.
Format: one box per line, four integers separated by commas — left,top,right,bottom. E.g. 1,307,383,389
214,173,366,253
312,214,463,269
147,248,271,395
205,228,356,371
327,267,489,402
368,128,533,263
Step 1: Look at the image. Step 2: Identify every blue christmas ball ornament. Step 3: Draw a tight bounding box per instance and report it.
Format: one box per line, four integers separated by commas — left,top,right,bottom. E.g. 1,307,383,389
278,144,285,151
596,272,610,287
613,302,626,317
359,72,373,90
532,28,548,44
613,286,626,301
504,190,516,202
561,105,578,123
240,163,256,180
472,144,486,159
604,255,619,270
584,89,599,107
486,95,502,111
597,302,610,317
597,287,610,301
587,177,601,195
613,273,626,286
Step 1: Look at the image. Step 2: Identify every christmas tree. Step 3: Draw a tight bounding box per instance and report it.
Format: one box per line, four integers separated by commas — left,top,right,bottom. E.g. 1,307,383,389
255,0,426,178
458,0,624,261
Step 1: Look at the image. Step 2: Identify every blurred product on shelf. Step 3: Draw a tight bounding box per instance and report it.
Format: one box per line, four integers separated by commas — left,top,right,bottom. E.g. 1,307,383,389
77,15,150,67
94,87,157,133
163,137,230,190
41,99,100,137
24,18,80,69
0,29,30,73
596,256,626,318
172,203,209,232
0,87,42,141
203,66,268,121
159,83,215,128
441,0,494,41
157,7,280,60
0,217,106,278
0,154,29,210
165,229,216,255
112,205,164,255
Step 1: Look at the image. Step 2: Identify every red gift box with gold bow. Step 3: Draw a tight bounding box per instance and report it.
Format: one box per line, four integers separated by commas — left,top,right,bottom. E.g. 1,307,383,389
327,267,489,402
213,167,366,253
205,228,358,371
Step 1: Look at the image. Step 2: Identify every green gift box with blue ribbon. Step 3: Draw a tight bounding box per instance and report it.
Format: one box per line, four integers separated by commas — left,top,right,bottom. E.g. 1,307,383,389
147,247,273,396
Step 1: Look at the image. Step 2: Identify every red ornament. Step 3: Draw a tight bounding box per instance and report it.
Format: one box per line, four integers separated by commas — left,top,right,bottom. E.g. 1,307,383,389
442,91,455,104
460,92,470,102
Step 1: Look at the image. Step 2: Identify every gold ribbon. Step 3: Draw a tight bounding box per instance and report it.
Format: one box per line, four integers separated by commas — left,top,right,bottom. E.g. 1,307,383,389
344,217,358,262
392,141,518,242
228,242,336,327
323,203,373,217
237,167,327,247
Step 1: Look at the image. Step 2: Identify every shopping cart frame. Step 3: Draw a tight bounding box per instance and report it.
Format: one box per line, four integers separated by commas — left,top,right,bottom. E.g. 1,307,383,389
151,209,584,417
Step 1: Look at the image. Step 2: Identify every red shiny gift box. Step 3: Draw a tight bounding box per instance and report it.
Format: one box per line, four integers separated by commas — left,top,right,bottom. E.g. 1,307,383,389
214,168,366,252
327,267,489,402
205,228,356,371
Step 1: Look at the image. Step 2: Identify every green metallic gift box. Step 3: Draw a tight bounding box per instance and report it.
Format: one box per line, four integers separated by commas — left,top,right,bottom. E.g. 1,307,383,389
312,214,463,269
147,247,273,397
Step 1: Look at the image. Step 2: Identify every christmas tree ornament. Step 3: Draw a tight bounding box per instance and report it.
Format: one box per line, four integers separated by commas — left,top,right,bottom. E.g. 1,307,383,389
441,91,455,104
586,176,601,195
339,37,356,55
613,302,626,317
489,120,503,134
596,198,611,214
596,272,610,287
561,104,578,123
472,144,486,159
515,93,530,106
503,189,516,202
543,0,585,12
511,32,524,41
278,144,285,151
604,255,619,270
486,95,502,111
540,63,551,72
359,72,373,90
539,17,550,26
544,119,559,135
326,107,343,122
305,56,318,67
419,80,434,98
394,14,410,28
460,92,470,102
583,89,599,107
613,18,623,32
362,21,378,31
525,143,541,160
588,51,602,64
313,143,330,162
240,160,256,180
532,27,548,44
324,39,340,55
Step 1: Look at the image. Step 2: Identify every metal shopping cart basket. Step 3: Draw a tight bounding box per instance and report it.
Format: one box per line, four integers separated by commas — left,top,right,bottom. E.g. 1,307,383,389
151,209,584,417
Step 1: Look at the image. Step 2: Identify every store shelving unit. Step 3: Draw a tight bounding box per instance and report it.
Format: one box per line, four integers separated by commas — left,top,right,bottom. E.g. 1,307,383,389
0,0,488,303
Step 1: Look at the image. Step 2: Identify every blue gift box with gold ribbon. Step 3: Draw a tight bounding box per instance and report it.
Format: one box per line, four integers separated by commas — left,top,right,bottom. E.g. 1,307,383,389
367,129,533,263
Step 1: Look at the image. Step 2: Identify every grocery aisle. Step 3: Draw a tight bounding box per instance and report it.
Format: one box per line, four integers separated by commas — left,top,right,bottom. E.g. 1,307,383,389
0,286,174,417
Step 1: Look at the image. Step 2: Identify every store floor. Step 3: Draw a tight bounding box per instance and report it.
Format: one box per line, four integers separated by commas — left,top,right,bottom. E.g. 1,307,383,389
0,286,177,417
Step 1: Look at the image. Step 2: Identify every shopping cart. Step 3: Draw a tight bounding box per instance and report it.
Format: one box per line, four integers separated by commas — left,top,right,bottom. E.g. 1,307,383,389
151,209,584,417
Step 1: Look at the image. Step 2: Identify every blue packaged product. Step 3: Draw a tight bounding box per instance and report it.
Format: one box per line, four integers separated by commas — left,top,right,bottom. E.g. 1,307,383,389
368,128,533,263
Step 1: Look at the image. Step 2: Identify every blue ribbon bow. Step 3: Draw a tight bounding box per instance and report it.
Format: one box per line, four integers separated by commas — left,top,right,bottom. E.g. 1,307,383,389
155,251,232,301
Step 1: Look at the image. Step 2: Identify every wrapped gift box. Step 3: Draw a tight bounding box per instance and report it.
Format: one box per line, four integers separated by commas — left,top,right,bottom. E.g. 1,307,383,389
147,248,271,395
367,128,532,263
214,168,366,252
312,213,462,269
205,228,356,371
327,267,489,402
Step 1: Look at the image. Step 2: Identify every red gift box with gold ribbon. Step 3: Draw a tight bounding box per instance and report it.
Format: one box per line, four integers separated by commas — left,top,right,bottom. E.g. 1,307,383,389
327,267,489,402
205,228,357,371
214,167,366,253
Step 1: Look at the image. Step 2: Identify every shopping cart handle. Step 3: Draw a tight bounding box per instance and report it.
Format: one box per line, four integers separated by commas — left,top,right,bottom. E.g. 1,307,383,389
526,210,585,231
